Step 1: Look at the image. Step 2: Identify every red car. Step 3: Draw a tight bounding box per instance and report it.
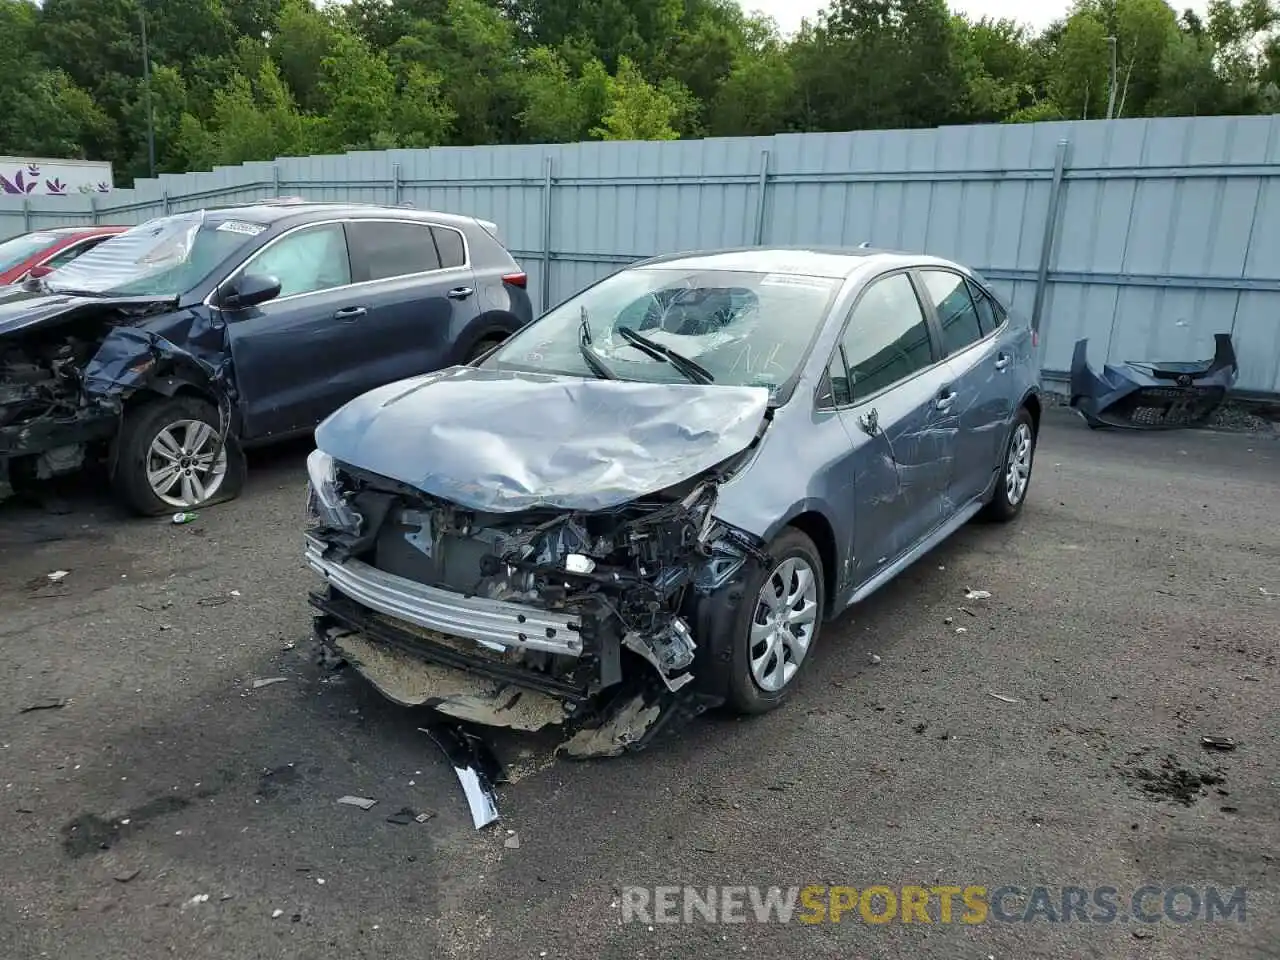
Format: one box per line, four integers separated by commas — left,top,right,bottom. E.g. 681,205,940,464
0,226,128,285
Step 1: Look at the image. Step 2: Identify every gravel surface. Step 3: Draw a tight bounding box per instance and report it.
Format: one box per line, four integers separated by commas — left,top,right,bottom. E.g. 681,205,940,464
1,411,1276,959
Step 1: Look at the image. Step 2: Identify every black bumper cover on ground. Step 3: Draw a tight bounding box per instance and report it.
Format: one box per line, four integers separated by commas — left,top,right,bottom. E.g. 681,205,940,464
1069,333,1238,429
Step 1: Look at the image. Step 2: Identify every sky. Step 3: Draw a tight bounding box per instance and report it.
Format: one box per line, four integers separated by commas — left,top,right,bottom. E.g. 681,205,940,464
746,0,1211,35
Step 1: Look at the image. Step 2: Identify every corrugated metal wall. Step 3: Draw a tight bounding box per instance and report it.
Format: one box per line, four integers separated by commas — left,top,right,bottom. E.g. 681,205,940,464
3,115,1278,394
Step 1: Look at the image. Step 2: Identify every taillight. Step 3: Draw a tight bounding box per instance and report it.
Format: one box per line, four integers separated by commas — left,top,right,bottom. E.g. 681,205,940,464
502,272,527,289
1032,329,1039,349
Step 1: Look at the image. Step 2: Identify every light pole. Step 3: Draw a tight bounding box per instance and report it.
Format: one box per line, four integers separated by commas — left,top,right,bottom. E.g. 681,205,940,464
1106,36,1118,120
141,3,156,178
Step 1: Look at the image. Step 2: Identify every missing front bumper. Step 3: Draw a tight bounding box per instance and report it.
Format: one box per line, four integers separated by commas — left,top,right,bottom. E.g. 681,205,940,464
1069,333,1239,429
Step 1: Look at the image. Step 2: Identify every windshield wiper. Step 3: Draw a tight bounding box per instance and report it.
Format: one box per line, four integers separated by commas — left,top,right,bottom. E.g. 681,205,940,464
578,306,617,380
615,325,714,385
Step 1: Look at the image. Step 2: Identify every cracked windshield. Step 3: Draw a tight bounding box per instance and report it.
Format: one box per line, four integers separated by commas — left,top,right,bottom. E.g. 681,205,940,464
484,267,842,398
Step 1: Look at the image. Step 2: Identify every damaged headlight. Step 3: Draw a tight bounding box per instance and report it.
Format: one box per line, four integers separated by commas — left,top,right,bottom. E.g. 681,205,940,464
305,449,362,534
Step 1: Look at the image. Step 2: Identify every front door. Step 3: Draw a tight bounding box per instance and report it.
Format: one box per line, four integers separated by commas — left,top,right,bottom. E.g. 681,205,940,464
828,272,958,587
224,221,362,440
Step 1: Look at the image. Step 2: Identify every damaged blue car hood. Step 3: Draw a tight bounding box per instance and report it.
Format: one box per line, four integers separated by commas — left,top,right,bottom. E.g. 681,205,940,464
0,286,178,338
315,366,771,512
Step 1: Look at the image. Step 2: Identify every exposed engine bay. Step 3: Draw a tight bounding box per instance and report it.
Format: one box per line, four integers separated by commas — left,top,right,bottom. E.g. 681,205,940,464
0,294,227,501
307,459,770,754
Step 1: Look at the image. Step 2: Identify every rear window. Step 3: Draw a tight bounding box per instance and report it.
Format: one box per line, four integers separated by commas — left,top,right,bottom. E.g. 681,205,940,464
347,220,441,281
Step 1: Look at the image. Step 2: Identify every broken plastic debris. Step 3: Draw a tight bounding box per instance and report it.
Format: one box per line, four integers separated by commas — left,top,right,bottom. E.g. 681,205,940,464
229,590,241,597
988,693,1020,704
47,570,69,582
415,812,433,823
385,807,417,826
504,831,521,849
421,723,503,830
964,589,992,601
337,796,378,810
251,677,288,689
868,653,882,665
183,894,210,908
19,698,67,713
955,627,968,634
114,868,141,883
1260,588,1277,599
271,909,284,919
1201,736,1237,752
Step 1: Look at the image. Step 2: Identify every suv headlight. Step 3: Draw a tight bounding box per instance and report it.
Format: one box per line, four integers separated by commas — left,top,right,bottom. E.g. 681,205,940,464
305,449,362,534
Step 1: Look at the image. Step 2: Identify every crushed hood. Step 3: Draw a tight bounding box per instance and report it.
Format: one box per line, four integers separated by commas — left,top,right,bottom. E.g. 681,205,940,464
315,366,770,512
0,287,177,339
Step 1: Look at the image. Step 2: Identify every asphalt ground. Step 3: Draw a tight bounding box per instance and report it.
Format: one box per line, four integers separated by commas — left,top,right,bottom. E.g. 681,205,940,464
1,408,1276,959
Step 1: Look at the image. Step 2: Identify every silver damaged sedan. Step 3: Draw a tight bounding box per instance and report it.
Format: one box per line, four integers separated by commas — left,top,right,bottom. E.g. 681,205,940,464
304,247,1041,753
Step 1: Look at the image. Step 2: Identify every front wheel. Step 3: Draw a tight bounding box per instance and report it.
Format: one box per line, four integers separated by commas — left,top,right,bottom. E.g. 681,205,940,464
982,407,1036,522
112,396,246,516
725,528,825,715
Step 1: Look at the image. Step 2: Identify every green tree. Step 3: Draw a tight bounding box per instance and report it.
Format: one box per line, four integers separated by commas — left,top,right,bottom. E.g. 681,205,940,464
592,55,681,140
316,30,396,150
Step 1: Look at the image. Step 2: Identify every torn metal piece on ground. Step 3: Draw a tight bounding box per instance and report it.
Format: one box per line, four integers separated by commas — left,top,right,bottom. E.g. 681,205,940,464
251,677,288,689
421,722,504,829
19,698,67,713
336,795,378,810
1069,333,1238,430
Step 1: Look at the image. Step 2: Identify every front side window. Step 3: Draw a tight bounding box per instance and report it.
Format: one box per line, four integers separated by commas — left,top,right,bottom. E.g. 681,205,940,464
484,267,843,402
921,270,984,356
244,223,350,298
838,273,935,402
347,220,441,281
46,213,262,297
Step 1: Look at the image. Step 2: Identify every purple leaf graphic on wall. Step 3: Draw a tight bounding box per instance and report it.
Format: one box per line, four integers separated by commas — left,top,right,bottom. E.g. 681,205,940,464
0,169,38,194
96,182,111,193
46,178,67,195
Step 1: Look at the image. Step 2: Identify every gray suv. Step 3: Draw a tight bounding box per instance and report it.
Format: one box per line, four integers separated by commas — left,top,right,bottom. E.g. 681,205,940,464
0,201,533,513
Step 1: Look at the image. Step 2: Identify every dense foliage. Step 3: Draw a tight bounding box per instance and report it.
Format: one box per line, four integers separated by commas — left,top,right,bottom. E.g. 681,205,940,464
1,0,1277,183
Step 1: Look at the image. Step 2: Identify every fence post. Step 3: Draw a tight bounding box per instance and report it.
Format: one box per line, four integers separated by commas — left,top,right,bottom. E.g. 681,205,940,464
162,188,170,215
22,198,30,233
752,149,770,245
272,163,281,199
90,194,99,225
392,162,402,206
541,155,554,312
1031,138,1069,339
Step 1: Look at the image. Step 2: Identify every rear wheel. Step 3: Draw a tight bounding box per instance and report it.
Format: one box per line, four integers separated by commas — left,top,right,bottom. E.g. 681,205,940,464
112,396,246,516
726,528,825,714
982,406,1036,522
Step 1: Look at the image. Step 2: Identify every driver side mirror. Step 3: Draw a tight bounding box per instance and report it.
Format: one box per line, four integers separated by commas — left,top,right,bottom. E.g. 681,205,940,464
221,273,282,310
27,264,54,280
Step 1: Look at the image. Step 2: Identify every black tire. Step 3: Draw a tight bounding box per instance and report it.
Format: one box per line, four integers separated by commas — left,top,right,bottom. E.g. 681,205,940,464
982,406,1036,522
112,396,246,516
726,527,825,715
465,334,507,364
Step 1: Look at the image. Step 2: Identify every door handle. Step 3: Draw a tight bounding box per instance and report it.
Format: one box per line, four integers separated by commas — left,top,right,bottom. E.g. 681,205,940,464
934,389,957,413
994,353,1011,371
447,286,474,301
334,306,367,320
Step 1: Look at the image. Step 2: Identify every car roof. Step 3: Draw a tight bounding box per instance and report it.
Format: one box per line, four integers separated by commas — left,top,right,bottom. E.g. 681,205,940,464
196,201,482,232
39,225,128,238
636,246,960,279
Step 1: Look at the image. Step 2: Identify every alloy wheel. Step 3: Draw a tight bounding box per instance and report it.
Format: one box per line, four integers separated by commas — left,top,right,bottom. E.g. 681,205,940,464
146,418,228,509
749,555,819,693
1005,422,1033,506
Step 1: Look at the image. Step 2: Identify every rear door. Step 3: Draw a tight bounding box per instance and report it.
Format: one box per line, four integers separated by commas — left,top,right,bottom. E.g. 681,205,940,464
344,219,481,388
224,221,364,439
830,271,958,586
916,269,1008,504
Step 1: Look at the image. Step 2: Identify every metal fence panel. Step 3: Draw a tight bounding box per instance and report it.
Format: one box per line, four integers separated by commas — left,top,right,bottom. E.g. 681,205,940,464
2,115,1278,394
